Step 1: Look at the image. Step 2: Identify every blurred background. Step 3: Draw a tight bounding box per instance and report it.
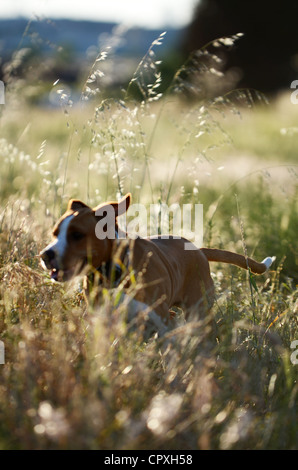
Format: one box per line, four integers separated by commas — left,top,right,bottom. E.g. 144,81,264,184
0,1,297,452
1,0,298,103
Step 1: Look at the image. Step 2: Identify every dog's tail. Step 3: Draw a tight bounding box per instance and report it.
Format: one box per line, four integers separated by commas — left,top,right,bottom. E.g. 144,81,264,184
201,248,275,274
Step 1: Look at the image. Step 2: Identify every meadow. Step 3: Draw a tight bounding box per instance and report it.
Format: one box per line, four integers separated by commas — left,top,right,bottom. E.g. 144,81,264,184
0,31,297,450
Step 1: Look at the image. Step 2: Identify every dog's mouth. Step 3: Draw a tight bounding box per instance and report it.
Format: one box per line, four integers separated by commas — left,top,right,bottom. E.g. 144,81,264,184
50,268,72,282
49,266,76,282
50,268,59,281
48,259,87,282
40,249,88,282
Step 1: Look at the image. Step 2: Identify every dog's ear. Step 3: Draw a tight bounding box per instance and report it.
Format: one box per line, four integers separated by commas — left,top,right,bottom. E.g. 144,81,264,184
92,194,131,239
93,193,131,218
114,193,131,217
67,199,90,212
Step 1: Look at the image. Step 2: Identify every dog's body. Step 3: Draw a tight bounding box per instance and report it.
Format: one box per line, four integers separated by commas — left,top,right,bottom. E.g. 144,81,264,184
40,193,273,330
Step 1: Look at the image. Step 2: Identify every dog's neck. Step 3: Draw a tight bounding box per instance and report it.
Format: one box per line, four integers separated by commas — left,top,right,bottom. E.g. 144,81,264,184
95,260,123,288
87,229,130,290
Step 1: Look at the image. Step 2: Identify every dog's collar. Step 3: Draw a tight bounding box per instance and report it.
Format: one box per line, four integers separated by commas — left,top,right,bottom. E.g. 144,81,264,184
96,260,123,288
94,239,130,288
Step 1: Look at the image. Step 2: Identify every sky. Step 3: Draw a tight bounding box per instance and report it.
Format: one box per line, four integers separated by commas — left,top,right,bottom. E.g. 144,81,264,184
0,0,199,28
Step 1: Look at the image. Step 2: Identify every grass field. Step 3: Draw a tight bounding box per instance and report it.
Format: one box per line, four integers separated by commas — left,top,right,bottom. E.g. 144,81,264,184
0,32,297,449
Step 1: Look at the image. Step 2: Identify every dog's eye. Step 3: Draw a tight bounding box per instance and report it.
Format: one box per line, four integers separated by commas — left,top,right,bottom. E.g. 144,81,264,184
70,231,85,241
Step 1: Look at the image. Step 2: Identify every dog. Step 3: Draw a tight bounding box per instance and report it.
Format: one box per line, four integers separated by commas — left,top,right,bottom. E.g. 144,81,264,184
40,193,274,332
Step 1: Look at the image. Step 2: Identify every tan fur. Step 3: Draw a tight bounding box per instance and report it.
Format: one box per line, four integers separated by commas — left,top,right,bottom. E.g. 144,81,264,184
40,193,273,327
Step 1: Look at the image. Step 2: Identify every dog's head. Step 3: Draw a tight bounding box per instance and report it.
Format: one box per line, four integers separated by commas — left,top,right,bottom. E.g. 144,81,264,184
40,193,131,281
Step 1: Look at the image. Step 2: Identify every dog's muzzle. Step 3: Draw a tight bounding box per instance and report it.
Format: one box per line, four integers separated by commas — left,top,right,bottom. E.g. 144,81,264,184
40,248,86,282
40,248,61,281
40,248,55,268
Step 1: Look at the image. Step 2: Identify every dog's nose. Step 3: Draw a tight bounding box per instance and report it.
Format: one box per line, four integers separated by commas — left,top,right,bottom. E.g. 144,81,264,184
40,248,56,268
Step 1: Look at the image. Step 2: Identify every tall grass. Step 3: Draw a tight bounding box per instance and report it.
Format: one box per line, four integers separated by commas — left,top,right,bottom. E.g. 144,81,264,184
0,26,297,449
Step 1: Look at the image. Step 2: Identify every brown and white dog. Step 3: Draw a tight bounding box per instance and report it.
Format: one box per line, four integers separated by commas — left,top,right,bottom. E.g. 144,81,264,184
40,193,273,332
